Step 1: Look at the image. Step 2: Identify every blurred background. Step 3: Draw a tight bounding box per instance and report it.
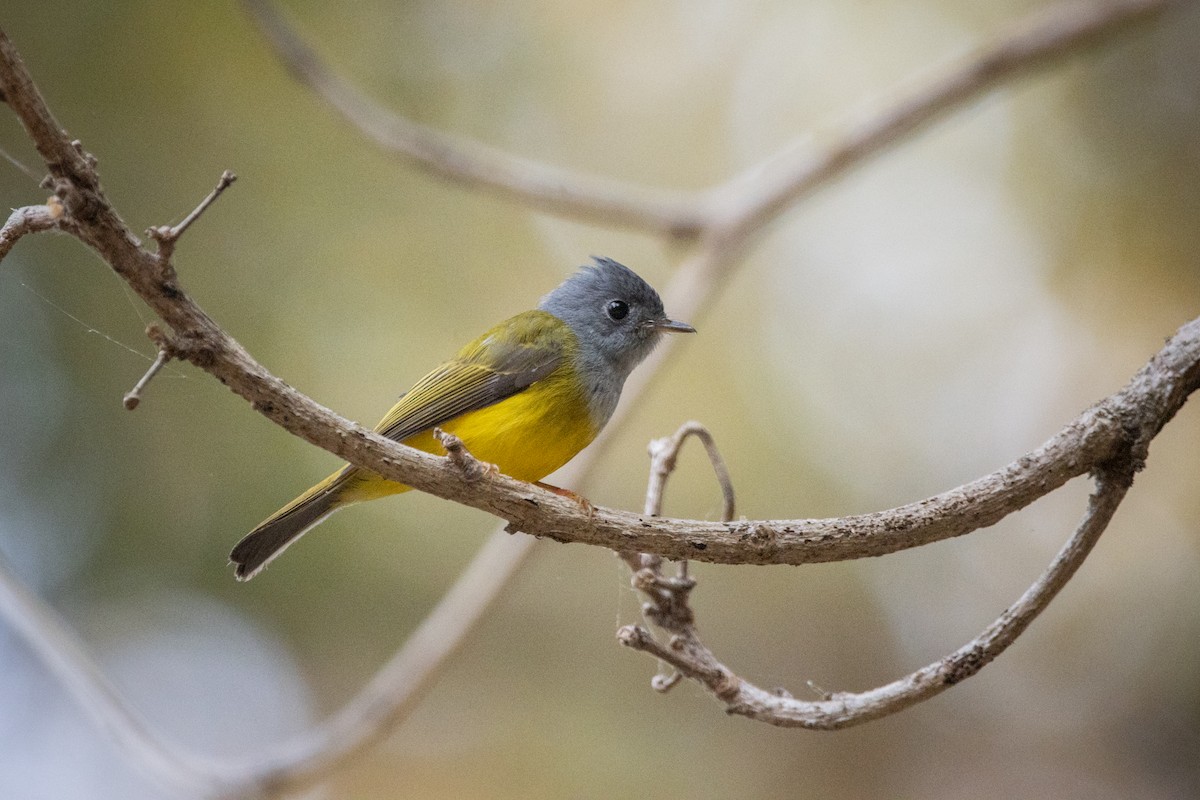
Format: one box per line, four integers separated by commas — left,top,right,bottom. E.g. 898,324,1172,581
1,1,1198,797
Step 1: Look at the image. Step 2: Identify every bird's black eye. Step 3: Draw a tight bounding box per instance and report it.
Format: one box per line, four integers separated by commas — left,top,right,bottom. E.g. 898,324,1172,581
606,299,629,321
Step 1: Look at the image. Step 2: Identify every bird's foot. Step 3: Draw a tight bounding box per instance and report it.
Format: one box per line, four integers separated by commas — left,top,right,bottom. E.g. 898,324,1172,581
435,428,499,482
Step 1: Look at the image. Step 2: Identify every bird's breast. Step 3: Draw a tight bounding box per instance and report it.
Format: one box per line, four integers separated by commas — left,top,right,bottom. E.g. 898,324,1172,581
403,362,598,484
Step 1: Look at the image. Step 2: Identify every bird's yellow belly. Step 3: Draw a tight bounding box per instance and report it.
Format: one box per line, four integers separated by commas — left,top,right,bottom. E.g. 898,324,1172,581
340,372,597,503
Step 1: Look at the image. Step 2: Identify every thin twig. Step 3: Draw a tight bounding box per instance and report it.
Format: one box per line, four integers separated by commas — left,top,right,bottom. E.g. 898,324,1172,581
644,421,736,523
433,428,498,483
630,420,736,572
123,346,173,410
145,170,237,263
628,421,738,692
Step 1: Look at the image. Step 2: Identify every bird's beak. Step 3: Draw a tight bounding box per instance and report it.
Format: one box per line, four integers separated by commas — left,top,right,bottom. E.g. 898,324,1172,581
654,318,696,334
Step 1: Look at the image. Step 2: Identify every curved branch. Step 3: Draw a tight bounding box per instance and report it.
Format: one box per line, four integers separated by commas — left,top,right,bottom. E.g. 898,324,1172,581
644,421,736,523
620,460,1134,727
0,534,538,797
1,21,1198,571
620,422,1139,726
526,314,1197,565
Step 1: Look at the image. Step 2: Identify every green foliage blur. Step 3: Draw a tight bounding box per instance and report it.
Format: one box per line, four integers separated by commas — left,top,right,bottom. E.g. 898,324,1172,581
1,1,1198,798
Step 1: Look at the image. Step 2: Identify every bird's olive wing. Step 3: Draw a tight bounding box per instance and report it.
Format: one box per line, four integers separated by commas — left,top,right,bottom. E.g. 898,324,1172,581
373,312,565,443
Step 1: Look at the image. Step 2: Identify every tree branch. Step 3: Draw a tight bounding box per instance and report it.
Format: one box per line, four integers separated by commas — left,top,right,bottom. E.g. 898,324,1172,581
0,534,537,798
621,422,736,693
122,341,173,411
145,170,237,264
0,0,1194,580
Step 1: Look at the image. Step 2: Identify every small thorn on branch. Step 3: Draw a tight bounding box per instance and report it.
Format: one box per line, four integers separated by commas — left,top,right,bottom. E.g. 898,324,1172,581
804,681,830,700
616,624,653,650
146,170,237,262
0,202,66,263
70,139,97,169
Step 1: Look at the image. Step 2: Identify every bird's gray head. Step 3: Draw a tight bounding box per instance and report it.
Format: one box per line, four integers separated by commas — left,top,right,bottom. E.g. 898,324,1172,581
539,257,694,383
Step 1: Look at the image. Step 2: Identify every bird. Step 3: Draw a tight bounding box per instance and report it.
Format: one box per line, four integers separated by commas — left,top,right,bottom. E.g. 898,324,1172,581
230,257,694,580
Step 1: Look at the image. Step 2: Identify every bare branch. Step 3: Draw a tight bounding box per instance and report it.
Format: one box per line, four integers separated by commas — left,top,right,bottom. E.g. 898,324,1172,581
622,423,1139,725
620,461,1134,727
1,16,1196,571
625,421,738,693
239,0,707,238
466,311,1199,567
433,427,503,484
145,170,237,264
644,421,736,523
0,523,537,799
0,40,97,194
625,420,736,576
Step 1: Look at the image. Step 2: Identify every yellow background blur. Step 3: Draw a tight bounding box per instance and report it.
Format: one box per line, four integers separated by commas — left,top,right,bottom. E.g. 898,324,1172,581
1,1,1198,798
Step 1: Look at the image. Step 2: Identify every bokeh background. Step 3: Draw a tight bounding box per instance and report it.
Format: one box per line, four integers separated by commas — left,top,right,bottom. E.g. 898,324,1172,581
2,1,1199,798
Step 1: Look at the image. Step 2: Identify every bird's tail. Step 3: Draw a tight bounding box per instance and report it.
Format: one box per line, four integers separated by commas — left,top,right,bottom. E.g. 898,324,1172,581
230,468,352,581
